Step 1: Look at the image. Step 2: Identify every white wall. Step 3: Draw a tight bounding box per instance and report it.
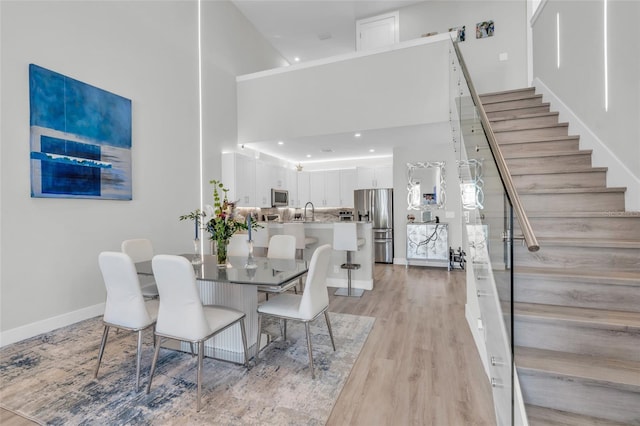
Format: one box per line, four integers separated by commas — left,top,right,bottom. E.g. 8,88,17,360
392,124,463,264
400,0,529,94
0,0,283,344
237,38,450,143
532,0,640,209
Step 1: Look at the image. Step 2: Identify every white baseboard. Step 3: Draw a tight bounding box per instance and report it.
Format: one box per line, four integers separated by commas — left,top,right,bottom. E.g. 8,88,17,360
534,77,640,211
326,278,373,291
0,303,105,347
393,258,408,265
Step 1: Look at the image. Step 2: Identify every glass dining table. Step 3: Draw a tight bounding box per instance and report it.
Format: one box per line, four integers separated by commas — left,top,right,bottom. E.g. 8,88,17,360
136,254,308,363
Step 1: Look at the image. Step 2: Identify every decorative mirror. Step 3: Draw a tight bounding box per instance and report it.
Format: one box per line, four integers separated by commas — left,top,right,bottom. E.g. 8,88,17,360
407,161,446,211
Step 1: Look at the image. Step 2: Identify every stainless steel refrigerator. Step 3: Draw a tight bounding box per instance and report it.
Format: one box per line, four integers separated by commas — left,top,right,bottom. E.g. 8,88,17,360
354,188,393,263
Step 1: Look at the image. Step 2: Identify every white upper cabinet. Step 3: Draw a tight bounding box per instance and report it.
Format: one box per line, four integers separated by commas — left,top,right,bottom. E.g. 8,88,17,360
254,160,272,207
221,152,255,207
285,169,298,207
296,171,310,208
339,169,357,207
356,166,393,189
308,170,346,207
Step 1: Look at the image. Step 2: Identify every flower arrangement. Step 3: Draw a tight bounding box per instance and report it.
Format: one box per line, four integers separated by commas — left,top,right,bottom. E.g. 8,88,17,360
180,180,260,265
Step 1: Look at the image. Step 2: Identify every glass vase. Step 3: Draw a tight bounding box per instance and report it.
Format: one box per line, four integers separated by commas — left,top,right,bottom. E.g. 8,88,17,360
216,239,228,267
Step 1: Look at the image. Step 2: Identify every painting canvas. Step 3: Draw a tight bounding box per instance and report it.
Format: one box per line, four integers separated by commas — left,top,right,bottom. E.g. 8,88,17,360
476,20,495,39
29,64,132,200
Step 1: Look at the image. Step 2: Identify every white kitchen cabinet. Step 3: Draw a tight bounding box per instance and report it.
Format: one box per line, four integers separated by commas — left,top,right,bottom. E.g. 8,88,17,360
296,171,310,208
309,170,341,207
255,160,272,207
221,152,255,207
339,169,356,207
285,169,298,206
356,166,393,189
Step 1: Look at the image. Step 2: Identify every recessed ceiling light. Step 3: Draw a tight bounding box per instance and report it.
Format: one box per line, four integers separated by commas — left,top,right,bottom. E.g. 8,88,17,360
277,141,284,145
369,149,375,153
354,133,361,138
306,154,312,158
294,57,300,62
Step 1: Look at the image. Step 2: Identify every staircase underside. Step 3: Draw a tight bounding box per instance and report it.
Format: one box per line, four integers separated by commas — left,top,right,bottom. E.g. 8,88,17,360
480,87,640,426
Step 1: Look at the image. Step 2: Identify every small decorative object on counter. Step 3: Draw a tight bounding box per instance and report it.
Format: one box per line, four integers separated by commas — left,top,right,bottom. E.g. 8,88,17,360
407,214,415,223
449,246,466,271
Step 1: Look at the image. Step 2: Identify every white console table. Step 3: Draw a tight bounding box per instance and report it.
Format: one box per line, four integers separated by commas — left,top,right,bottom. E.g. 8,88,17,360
406,222,450,269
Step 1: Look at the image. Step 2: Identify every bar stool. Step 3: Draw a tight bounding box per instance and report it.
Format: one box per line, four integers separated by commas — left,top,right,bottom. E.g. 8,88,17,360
283,222,318,260
332,222,365,297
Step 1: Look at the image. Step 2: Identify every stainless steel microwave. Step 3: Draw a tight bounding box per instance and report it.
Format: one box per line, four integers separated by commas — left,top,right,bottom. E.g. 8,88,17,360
271,188,289,207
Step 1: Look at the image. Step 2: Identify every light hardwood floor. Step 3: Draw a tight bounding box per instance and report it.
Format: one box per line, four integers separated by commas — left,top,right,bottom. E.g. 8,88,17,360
326,264,496,425
1,264,496,425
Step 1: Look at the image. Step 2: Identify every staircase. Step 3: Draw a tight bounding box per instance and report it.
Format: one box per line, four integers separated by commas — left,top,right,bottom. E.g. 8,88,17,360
480,88,640,426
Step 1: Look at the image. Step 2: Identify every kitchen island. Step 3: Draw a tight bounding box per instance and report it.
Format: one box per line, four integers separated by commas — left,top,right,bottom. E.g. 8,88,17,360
267,221,374,291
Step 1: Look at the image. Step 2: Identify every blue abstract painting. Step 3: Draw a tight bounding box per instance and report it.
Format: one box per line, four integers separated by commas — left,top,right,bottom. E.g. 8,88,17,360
29,64,132,200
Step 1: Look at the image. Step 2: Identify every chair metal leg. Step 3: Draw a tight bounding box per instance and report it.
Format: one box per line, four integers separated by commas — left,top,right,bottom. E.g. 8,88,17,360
135,330,143,392
283,319,287,341
197,341,204,412
239,318,249,368
146,335,161,395
255,314,262,360
304,322,315,379
324,311,336,351
94,325,110,378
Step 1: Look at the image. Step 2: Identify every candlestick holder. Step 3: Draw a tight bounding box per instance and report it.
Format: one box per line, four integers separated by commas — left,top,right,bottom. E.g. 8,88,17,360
244,239,257,269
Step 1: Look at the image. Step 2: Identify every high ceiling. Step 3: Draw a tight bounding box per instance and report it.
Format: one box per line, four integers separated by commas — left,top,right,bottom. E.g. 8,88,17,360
231,0,429,167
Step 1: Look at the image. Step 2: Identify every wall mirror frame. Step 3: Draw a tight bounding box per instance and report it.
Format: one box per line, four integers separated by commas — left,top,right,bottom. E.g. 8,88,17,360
407,161,446,211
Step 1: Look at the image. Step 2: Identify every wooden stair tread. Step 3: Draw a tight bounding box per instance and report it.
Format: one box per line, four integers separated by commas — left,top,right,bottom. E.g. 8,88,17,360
525,405,631,426
515,266,640,284
493,122,568,132
518,186,626,194
510,167,608,176
480,87,537,97
488,111,559,123
480,94,542,105
503,149,591,159
514,302,640,329
520,211,640,218
485,104,551,119
531,237,640,248
497,134,579,145
516,347,640,388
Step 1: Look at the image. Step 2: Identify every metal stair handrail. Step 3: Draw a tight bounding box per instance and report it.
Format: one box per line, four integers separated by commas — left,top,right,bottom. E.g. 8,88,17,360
452,42,540,252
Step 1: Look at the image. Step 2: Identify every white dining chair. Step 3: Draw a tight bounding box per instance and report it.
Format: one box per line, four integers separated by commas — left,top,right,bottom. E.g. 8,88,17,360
251,223,270,257
266,234,296,259
95,252,159,392
227,233,250,257
121,238,159,299
260,234,299,297
146,254,249,412
256,244,335,379
283,222,318,260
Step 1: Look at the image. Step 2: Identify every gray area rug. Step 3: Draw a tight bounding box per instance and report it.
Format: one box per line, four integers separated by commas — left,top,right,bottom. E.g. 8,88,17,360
0,312,374,425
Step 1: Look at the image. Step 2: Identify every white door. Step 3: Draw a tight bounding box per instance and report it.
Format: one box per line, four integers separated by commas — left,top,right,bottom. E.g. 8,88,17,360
356,11,399,52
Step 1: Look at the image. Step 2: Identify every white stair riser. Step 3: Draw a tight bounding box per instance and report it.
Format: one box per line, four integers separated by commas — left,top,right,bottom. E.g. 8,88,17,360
517,369,640,424
494,126,568,141
517,216,640,239
500,139,580,156
491,115,560,131
483,97,544,112
514,319,640,362
515,244,640,272
513,277,640,313
486,105,551,120
519,191,625,212
512,170,606,190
